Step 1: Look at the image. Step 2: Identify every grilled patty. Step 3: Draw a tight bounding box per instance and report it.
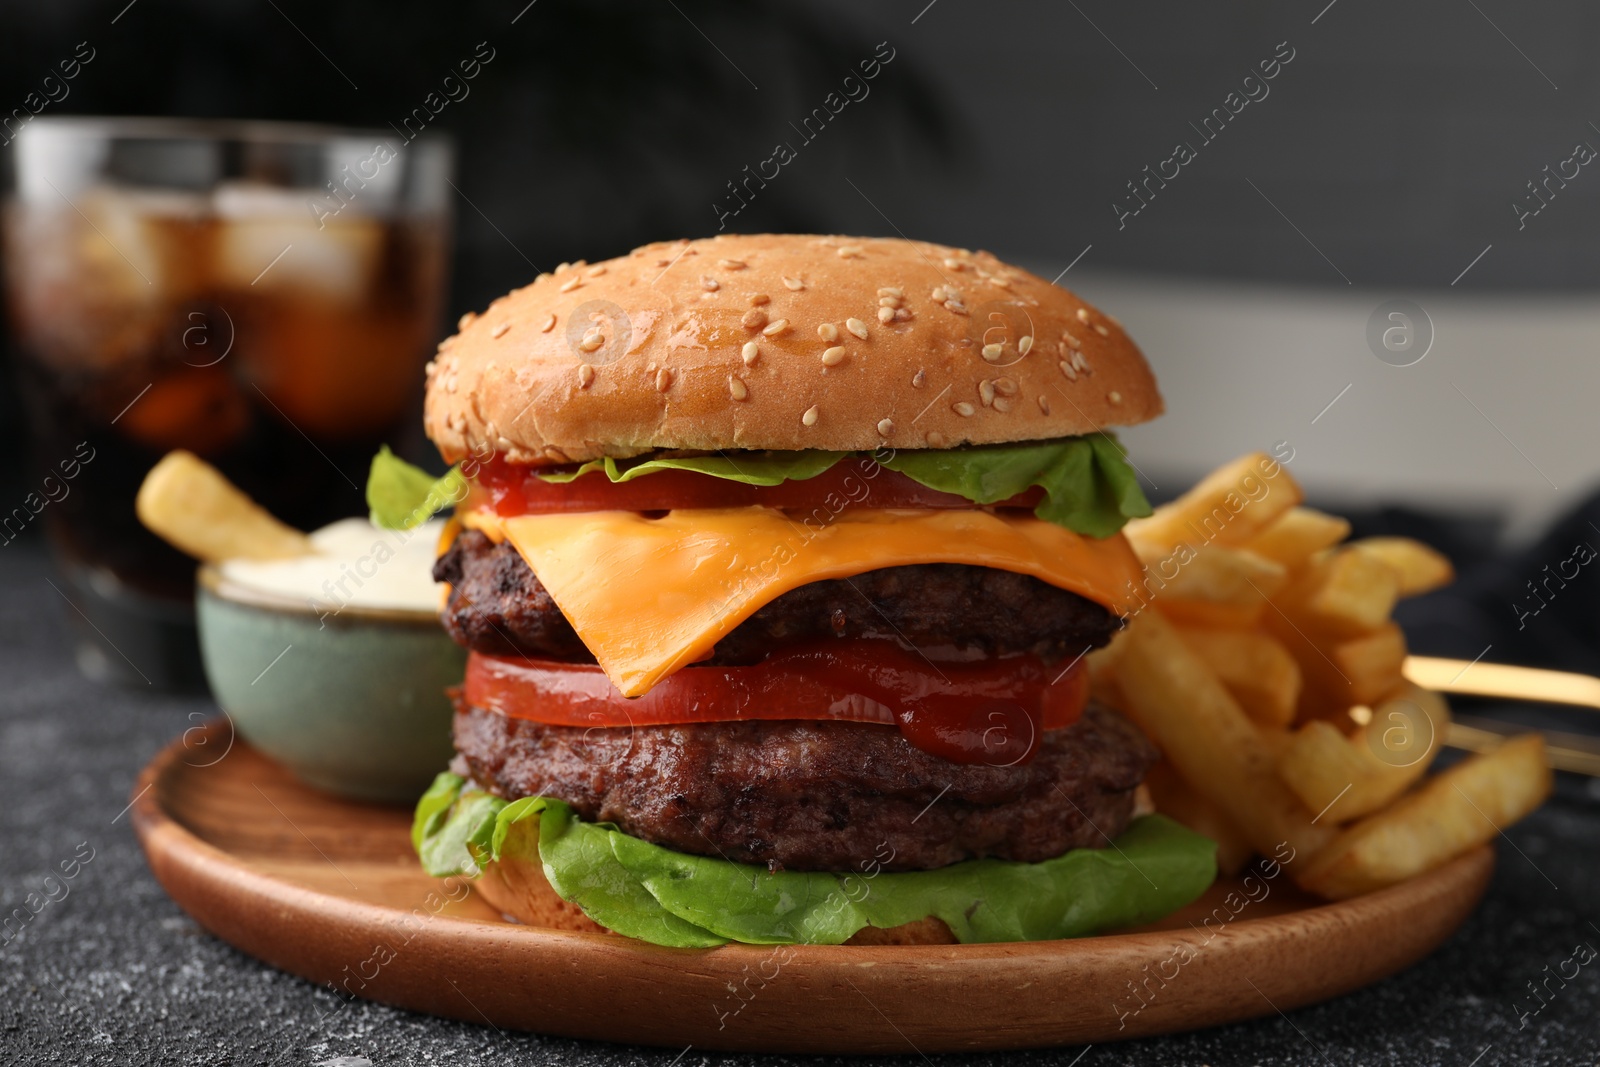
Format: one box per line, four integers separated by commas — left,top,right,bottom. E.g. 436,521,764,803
453,699,1157,872
434,529,1120,665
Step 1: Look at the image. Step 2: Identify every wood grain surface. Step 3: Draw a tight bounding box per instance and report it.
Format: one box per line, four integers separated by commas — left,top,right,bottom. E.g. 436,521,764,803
131,720,1494,1053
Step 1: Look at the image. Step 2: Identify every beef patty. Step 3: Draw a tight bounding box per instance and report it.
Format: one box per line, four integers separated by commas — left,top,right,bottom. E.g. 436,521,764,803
453,699,1158,872
434,529,1119,664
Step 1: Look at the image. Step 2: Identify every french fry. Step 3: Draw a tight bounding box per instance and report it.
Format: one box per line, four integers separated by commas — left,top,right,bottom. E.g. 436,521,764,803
1144,761,1255,877
1275,547,1401,638
1348,537,1454,597
1330,624,1409,703
1271,621,1409,720
136,450,312,563
1247,507,1352,568
1278,684,1450,823
1133,542,1288,630
1112,611,1333,862
1296,733,1551,899
1085,645,1122,707
1124,452,1303,552
1174,626,1301,727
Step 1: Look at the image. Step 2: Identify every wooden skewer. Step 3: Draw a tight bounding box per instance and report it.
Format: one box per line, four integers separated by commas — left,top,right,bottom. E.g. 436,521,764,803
1405,656,1600,777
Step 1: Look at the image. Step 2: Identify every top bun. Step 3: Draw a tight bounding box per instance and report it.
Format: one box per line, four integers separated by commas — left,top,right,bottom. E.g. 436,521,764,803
424,234,1162,465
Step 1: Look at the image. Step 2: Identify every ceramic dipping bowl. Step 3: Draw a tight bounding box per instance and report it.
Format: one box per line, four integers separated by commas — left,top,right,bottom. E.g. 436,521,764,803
196,564,462,803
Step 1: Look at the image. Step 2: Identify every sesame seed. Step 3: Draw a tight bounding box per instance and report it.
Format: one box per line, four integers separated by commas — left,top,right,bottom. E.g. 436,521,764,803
1076,308,1091,323
587,264,607,277
560,277,583,293
578,364,596,389
818,323,839,342
1018,335,1033,356
995,377,1019,397
578,335,604,353
541,314,557,333
536,272,552,283
802,405,820,426
930,287,948,304
821,346,847,366
946,302,968,316
877,417,895,436
741,341,760,366
762,318,790,336
838,245,865,258
1108,390,1123,404
1094,323,1110,336
1038,394,1052,414
1062,331,1080,347
879,297,901,310
943,258,965,270
953,401,976,417
897,310,918,324
979,380,996,406
1059,359,1078,382
988,276,1011,289
993,397,1013,413
655,368,674,392
491,322,510,339
877,287,904,298
719,258,747,270
1071,350,1091,373
702,276,720,292
729,376,748,401
912,369,926,388
457,312,477,331
424,360,436,375
845,318,869,339
750,293,770,306
782,276,805,291
927,430,948,447
741,308,769,330
877,307,895,324
981,343,1003,363
556,262,570,272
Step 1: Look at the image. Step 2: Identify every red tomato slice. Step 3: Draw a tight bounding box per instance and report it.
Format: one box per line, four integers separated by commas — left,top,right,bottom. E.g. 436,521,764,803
470,455,1043,516
465,640,1088,766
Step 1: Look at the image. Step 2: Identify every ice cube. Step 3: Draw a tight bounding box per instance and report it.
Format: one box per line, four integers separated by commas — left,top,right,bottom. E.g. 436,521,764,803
215,210,382,300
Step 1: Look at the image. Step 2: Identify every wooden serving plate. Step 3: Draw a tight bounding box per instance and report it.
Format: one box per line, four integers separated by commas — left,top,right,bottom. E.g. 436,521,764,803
132,721,1493,1053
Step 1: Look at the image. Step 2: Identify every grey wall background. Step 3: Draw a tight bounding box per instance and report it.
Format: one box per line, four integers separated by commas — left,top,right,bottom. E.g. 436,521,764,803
816,0,1600,292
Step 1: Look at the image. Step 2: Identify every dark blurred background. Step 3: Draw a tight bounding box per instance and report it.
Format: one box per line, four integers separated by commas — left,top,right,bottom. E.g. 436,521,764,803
3,0,1599,669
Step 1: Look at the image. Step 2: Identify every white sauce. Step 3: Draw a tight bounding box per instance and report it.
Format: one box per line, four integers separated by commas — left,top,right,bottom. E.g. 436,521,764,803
219,517,446,612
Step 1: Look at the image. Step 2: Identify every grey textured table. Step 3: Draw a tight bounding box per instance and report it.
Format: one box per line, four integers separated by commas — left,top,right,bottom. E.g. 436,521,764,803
2,538,1598,1067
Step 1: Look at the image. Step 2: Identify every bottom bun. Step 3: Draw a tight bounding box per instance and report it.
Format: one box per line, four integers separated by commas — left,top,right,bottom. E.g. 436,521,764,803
472,849,957,946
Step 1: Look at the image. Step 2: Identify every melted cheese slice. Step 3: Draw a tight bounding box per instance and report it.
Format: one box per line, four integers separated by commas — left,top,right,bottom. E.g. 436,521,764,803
462,507,1144,698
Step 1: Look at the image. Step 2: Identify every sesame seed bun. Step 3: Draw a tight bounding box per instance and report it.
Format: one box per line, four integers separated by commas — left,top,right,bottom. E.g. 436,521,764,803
424,234,1162,465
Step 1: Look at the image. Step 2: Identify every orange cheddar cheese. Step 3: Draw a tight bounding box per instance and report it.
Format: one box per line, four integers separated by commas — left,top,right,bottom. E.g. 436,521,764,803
461,506,1144,698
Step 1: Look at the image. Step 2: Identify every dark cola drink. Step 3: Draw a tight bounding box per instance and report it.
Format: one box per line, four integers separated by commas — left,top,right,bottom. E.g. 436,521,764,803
3,118,451,687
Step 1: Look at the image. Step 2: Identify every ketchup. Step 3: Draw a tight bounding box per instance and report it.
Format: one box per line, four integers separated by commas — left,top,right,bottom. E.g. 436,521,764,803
465,639,1088,767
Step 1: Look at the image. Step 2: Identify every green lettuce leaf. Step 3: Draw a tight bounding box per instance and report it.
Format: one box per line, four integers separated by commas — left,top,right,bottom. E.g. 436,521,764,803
411,772,500,875
536,450,849,486
367,446,466,530
366,433,1150,537
879,433,1151,539
415,774,1216,947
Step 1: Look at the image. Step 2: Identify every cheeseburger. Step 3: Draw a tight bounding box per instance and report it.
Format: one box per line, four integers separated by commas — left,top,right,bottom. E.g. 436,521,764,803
385,234,1216,946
